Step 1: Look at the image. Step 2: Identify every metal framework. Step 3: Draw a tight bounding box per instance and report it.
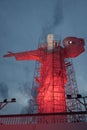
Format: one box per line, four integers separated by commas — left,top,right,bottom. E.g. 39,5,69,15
30,43,67,113
30,55,83,113
29,57,87,122
65,58,82,112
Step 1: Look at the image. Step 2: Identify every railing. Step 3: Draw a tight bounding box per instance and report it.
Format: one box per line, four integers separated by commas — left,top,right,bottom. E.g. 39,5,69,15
0,111,87,125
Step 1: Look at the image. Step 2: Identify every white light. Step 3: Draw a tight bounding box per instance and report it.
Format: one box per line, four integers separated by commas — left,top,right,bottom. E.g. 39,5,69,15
69,41,72,44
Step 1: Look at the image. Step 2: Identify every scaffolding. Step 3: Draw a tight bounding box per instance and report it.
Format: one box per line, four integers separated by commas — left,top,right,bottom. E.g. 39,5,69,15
65,58,82,112
30,43,67,113
30,45,82,114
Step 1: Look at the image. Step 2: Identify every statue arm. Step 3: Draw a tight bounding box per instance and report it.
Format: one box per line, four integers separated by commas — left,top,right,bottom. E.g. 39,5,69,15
3,51,15,57
3,49,43,61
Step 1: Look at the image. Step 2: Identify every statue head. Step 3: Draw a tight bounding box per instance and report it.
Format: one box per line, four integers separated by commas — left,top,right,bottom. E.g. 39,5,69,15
63,37,85,58
47,34,55,50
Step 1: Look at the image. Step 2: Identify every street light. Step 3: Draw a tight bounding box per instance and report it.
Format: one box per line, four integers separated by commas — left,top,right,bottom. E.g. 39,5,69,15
0,98,16,110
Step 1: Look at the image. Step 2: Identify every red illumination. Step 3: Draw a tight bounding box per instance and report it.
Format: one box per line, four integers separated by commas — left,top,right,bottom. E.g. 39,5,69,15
3,36,85,113
63,37,85,58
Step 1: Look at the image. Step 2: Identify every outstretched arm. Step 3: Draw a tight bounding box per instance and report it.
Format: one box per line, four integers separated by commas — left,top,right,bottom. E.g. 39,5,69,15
3,49,43,61
3,51,15,57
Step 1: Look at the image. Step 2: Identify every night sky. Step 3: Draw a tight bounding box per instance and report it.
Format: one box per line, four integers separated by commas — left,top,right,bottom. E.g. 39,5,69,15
0,0,87,115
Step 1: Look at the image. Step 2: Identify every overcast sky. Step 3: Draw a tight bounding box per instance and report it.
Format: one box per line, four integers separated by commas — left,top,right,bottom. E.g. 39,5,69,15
0,0,87,115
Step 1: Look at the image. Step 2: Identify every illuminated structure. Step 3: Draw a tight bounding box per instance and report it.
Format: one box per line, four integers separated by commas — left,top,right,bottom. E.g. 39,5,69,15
3,34,85,113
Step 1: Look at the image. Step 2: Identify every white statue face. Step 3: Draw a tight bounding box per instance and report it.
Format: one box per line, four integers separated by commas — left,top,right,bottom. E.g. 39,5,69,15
47,34,55,50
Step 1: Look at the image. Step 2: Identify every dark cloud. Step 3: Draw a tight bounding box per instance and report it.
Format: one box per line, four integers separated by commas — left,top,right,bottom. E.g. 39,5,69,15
41,0,63,38
18,81,38,114
18,82,32,114
21,106,29,114
19,82,31,96
0,82,8,99
21,99,37,114
53,0,63,26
